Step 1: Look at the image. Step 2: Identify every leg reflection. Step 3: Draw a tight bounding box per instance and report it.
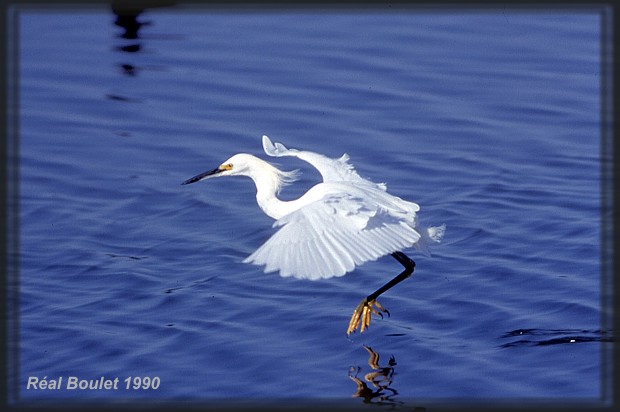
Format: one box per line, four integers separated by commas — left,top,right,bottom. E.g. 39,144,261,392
349,345,402,406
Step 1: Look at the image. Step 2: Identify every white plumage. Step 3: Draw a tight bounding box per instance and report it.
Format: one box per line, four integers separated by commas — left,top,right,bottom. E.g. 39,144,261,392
182,135,445,280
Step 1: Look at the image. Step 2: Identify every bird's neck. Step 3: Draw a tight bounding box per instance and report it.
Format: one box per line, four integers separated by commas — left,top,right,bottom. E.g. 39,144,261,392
246,166,293,220
256,195,288,220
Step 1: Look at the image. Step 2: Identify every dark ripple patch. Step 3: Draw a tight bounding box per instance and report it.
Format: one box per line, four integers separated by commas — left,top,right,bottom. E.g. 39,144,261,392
164,275,219,294
498,328,615,348
105,253,147,260
104,93,142,102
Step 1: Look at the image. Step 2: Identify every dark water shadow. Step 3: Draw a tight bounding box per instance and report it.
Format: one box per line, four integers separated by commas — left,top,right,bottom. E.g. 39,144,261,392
498,328,615,348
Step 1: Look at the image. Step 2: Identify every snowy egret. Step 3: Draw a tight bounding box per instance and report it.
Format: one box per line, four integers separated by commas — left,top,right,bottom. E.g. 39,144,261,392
182,135,445,335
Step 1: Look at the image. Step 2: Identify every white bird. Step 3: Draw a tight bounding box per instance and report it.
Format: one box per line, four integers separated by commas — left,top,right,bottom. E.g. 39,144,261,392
182,135,445,334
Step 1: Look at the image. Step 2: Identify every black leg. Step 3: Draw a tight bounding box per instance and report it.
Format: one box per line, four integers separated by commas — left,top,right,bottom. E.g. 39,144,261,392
347,251,416,335
367,251,416,302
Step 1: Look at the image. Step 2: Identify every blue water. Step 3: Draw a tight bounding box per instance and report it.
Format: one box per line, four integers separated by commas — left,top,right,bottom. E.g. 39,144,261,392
10,5,612,408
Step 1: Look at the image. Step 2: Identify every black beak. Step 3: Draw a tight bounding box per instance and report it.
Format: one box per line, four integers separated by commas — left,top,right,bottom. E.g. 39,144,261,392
181,167,224,185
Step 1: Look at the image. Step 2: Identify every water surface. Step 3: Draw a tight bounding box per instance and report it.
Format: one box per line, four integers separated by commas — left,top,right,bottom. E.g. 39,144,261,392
10,5,612,409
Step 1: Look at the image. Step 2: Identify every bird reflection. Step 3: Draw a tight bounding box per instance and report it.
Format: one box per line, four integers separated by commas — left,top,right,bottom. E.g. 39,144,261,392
110,2,175,77
349,345,402,406
110,3,154,77
111,4,149,41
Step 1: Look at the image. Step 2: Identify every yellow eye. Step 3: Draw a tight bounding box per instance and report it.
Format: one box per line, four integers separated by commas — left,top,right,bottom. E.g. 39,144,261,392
221,163,233,171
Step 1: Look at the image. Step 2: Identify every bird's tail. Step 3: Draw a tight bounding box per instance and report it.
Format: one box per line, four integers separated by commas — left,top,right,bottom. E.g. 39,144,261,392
414,223,446,256
427,224,446,243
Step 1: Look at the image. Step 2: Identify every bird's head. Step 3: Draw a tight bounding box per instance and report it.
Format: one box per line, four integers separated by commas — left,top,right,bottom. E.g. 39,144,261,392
181,153,256,185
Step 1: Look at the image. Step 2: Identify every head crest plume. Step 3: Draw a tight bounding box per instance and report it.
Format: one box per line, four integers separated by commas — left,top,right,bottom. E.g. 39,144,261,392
273,167,300,194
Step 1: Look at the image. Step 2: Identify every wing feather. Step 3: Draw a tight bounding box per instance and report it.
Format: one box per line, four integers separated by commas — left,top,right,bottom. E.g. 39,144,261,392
322,230,355,273
243,190,425,280
262,135,375,186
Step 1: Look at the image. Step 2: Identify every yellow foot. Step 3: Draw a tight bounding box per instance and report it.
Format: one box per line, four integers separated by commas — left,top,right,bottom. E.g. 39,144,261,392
347,298,390,335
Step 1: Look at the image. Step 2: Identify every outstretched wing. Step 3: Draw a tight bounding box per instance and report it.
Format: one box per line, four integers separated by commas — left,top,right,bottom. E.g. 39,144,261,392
243,190,423,280
262,135,377,186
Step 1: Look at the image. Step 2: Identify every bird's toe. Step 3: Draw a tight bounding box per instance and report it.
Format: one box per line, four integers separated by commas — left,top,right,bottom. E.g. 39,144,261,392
347,298,389,335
